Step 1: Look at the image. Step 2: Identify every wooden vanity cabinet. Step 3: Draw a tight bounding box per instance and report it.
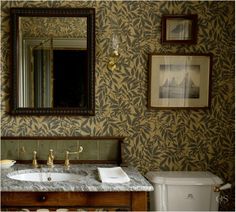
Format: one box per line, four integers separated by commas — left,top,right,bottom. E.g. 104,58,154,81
1,191,147,211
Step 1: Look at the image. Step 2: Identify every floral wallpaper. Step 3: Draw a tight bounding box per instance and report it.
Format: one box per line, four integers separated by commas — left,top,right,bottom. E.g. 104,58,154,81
1,1,235,210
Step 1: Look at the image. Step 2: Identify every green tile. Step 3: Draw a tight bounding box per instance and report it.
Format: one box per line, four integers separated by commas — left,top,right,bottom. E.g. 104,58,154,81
79,140,99,160
37,140,57,160
1,140,8,159
56,140,78,160
19,140,38,160
1,140,19,160
99,140,119,161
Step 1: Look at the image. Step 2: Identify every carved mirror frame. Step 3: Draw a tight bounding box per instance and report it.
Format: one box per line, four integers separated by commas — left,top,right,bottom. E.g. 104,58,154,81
10,8,95,115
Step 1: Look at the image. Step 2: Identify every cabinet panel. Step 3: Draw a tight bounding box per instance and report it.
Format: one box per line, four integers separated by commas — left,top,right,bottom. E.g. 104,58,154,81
2,191,147,211
2,192,130,207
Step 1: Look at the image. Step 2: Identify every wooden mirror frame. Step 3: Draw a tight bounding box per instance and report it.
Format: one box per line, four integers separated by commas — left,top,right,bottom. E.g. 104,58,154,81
10,8,95,115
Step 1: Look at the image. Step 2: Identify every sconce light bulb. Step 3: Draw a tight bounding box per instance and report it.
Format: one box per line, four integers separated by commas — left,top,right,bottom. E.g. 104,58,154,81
111,34,119,52
113,50,119,57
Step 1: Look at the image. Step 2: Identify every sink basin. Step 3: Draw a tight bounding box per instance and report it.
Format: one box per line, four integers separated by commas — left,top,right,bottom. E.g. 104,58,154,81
7,171,80,182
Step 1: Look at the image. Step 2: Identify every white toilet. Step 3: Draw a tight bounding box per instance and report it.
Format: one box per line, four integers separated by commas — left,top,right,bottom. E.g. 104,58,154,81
145,171,229,211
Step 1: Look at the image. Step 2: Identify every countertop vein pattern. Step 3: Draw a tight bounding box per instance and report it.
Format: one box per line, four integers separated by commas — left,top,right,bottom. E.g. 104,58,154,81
1,164,154,192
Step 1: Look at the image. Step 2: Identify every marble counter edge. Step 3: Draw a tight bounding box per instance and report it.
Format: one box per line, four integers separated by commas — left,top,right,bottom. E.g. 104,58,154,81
1,164,154,192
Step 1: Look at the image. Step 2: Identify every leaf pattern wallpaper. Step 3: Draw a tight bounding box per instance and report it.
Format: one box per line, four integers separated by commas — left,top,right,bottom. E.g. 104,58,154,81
1,1,235,210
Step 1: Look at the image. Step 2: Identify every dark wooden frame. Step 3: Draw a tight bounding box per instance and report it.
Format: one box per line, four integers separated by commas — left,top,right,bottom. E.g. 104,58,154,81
10,8,95,115
1,136,124,165
148,53,212,109
161,15,197,44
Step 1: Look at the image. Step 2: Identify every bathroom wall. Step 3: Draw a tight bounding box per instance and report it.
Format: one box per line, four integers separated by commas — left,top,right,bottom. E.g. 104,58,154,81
1,1,234,210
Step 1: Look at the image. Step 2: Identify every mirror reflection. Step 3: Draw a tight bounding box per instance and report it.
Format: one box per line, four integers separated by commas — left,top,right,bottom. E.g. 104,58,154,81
19,17,87,108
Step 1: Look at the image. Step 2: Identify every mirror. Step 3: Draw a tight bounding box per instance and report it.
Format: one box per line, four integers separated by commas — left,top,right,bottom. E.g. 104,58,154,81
10,8,95,115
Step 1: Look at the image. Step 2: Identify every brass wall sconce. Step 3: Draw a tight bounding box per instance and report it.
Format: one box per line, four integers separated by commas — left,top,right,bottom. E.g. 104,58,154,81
107,34,120,71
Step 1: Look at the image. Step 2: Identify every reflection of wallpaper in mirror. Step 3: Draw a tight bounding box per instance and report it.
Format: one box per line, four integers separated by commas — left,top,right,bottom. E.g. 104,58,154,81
20,17,87,38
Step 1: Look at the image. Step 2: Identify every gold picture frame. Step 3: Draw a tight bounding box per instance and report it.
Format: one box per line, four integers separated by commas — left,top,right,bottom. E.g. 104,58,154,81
148,54,212,108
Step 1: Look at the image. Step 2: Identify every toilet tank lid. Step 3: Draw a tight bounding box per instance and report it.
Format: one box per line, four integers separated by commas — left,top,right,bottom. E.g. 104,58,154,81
145,171,223,185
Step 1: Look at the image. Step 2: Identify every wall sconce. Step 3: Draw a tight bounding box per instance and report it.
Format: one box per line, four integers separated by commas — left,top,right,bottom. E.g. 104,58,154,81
107,34,120,71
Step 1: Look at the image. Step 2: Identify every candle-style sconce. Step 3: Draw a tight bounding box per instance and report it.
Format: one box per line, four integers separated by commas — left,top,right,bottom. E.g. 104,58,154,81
107,34,120,71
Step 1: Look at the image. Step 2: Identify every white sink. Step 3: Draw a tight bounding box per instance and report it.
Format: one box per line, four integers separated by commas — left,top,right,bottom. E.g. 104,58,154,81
7,171,80,182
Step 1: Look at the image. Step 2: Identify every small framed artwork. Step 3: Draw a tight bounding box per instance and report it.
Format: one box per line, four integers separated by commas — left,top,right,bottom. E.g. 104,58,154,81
161,15,197,44
148,54,212,108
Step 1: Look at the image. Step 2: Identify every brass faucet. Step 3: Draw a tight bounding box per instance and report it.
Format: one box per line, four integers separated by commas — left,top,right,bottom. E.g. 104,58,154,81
64,146,83,169
47,149,54,168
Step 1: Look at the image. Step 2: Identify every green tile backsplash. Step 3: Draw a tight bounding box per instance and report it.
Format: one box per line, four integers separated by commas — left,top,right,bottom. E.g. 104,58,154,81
19,140,38,160
1,139,120,162
79,140,99,160
1,140,19,160
56,140,79,160
99,140,119,161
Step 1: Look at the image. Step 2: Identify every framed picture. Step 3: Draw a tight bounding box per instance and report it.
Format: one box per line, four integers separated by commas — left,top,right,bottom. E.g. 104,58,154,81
161,15,197,44
148,54,212,108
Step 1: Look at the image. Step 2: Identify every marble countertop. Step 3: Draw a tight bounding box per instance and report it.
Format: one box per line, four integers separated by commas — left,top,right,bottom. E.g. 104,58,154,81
1,164,154,192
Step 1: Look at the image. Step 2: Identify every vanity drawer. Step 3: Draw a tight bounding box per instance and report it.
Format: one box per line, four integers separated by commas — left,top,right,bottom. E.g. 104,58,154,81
2,192,131,207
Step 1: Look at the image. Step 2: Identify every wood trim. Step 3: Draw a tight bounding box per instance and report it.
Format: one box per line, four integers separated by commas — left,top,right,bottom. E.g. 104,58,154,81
1,136,125,140
16,160,120,164
131,192,147,211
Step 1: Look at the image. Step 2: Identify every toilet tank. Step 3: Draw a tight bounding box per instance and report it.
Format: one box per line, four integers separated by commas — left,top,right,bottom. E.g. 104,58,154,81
145,171,223,211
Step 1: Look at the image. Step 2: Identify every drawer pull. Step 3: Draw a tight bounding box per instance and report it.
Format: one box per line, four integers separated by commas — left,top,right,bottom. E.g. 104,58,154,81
38,195,47,202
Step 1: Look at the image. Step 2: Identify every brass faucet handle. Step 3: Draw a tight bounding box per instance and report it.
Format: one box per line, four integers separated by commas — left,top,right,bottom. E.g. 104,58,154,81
32,150,39,168
78,146,83,153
